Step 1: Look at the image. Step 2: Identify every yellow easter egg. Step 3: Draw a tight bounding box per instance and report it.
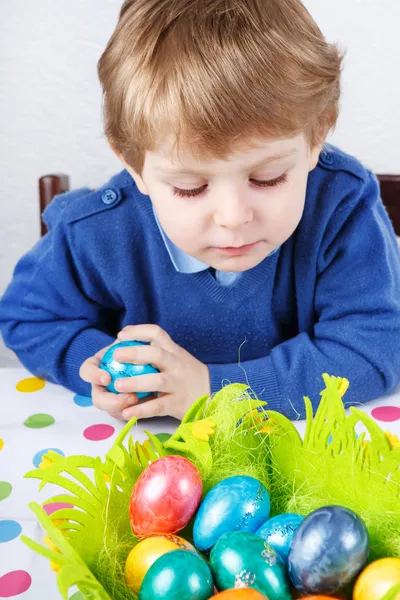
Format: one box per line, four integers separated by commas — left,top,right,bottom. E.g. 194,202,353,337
125,534,194,594
353,557,400,600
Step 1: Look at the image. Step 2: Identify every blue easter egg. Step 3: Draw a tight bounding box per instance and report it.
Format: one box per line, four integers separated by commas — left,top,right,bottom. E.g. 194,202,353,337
256,513,304,565
288,505,369,594
193,475,270,552
100,341,159,399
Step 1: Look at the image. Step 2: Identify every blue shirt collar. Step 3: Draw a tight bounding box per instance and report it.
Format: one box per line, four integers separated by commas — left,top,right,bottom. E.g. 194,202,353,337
153,207,210,273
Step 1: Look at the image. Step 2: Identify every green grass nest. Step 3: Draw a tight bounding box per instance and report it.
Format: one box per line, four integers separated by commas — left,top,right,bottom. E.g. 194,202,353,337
21,374,400,599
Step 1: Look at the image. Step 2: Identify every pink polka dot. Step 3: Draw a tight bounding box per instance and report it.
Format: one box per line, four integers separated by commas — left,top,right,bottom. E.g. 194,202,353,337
42,502,73,516
0,570,31,597
371,405,400,423
83,424,115,441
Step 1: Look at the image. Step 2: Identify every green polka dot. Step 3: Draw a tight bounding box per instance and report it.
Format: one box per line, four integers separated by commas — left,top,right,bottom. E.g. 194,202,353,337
155,433,172,444
24,414,55,429
0,482,12,501
68,593,85,600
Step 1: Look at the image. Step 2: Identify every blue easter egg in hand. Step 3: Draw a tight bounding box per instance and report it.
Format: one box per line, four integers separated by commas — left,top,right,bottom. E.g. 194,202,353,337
193,475,270,552
288,505,369,594
100,341,159,399
256,513,304,565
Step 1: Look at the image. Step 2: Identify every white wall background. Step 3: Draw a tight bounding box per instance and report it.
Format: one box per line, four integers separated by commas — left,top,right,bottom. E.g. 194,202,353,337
1,0,399,366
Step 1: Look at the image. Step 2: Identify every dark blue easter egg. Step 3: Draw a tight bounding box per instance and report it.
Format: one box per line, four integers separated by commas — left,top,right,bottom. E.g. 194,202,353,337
210,531,292,600
288,505,369,594
193,475,270,552
100,341,159,398
138,549,214,600
256,513,304,565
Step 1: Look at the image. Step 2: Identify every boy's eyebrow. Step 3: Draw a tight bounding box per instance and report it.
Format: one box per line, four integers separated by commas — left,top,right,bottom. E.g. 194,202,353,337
154,148,298,175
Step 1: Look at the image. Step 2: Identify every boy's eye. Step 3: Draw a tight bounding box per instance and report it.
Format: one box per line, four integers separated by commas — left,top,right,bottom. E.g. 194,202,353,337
250,173,288,188
172,185,207,198
172,173,288,198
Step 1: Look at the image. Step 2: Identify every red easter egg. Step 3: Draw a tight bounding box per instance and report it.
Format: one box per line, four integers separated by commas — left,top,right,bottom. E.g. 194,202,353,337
130,455,202,537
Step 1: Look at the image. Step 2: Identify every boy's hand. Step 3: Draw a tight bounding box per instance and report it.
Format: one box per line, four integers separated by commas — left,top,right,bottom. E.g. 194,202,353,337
79,326,211,421
79,342,142,421
114,324,211,420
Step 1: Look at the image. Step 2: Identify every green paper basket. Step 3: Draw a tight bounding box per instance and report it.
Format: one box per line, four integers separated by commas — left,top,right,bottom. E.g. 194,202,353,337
21,375,400,599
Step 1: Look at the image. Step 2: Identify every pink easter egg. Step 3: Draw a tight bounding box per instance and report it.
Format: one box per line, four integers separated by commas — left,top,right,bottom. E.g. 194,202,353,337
130,455,202,537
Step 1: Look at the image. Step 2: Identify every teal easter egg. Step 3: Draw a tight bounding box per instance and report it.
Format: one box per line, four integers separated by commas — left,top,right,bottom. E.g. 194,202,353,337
138,549,214,600
100,341,159,398
193,476,270,552
210,531,291,600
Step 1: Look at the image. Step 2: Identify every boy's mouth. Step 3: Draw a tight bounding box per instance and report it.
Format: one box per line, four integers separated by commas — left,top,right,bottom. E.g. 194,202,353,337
215,241,260,256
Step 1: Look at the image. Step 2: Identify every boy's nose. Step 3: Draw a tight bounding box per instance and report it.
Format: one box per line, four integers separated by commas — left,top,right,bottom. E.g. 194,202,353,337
213,194,253,229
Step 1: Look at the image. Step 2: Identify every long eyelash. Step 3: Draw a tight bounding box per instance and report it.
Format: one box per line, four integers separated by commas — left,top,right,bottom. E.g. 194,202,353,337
172,173,288,198
172,185,207,198
250,173,288,188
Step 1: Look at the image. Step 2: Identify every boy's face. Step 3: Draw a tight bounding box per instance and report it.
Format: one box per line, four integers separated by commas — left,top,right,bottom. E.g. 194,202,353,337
124,133,321,273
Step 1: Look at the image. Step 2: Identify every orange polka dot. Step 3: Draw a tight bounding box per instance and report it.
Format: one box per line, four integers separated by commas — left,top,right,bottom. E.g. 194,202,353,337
16,377,46,393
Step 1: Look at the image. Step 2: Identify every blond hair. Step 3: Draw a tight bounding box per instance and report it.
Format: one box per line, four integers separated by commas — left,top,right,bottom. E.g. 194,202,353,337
98,0,343,174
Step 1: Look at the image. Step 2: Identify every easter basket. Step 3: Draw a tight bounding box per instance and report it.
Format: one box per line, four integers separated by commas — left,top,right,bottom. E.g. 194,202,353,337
21,374,400,599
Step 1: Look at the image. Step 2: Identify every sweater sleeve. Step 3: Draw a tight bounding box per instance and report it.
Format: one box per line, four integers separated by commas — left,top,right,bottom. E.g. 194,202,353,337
0,221,115,396
208,172,400,418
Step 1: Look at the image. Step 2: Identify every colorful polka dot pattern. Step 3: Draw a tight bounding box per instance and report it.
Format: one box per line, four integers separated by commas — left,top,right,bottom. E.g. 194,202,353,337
0,521,22,544
24,413,55,428
73,394,93,407
0,375,118,596
32,448,65,468
15,376,45,393
83,424,115,441
0,483,12,502
0,378,46,596
43,502,73,516
0,571,32,597
371,405,400,422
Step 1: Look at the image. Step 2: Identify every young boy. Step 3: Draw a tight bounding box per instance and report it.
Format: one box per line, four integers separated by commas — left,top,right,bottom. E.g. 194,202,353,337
1,0,400,422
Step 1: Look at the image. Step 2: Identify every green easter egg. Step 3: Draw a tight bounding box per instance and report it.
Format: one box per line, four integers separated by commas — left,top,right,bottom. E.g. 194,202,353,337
210,531,291,600
138,549,214,600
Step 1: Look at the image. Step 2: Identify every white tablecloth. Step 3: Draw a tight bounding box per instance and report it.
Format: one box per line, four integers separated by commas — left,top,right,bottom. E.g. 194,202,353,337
1,367,400,599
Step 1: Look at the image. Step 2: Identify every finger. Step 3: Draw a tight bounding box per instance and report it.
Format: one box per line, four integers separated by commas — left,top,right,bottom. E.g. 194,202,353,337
113,344,173,372
114,372,171,394
80,358,111,386
122,395,168,420
117,324,172,347
108,411,127,421
91,384,139,413
94,342,115,360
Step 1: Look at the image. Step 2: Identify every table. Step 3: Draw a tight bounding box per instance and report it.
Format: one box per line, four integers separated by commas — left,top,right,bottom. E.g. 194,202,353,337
1,367,400,599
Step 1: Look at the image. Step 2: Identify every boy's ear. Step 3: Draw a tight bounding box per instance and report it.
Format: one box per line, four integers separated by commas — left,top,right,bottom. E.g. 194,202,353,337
309,142,324,172
109,142,149,196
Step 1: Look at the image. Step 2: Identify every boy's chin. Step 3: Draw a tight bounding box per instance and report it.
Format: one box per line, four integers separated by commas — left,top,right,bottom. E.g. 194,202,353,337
207,251,270,273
